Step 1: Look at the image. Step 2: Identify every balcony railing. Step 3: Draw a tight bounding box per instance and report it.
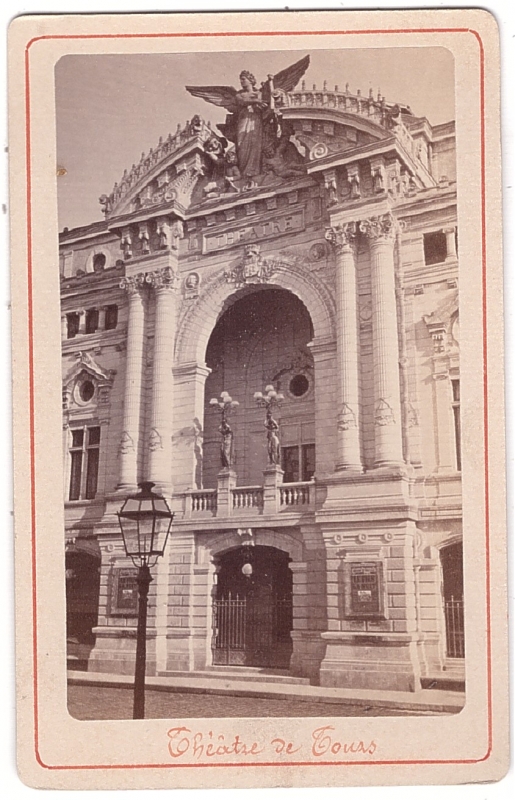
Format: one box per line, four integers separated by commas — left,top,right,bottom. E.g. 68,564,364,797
190,489,217,514
183,479,314,519
279,481,313,507
232,486,264,511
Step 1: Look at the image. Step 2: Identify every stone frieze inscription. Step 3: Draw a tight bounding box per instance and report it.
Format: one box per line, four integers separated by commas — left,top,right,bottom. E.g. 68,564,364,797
202,209,305,254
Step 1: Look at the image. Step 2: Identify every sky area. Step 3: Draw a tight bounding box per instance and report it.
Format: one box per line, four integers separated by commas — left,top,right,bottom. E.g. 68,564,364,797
55,47,454,231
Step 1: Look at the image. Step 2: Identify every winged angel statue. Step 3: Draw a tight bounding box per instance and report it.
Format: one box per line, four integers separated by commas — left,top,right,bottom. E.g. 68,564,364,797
186,55,310,182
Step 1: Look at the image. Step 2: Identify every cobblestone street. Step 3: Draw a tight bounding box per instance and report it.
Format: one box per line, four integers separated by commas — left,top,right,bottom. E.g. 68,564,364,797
68,685,436,720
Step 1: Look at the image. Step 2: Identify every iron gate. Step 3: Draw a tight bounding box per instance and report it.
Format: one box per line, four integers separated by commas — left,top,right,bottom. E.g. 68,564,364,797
444,596,465,658
212,591,292,667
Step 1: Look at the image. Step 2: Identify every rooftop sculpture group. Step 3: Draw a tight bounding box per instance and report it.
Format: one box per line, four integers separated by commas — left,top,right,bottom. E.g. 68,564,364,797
186,55,310,192
98,54,426,217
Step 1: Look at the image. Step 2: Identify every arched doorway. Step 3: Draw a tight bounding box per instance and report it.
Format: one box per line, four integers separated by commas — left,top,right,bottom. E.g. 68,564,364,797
65,544,101,667
440,541,464,658
212,545,293,668
203,287,315,489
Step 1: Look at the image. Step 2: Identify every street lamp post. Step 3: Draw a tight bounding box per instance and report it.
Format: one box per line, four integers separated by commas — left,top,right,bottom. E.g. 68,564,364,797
117,481,174,719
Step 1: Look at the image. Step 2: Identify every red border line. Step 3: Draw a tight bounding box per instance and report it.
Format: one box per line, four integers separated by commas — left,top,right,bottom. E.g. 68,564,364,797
25,26,491,771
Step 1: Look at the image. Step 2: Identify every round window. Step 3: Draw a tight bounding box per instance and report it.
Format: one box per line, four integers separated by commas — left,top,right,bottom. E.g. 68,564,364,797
289,374,309,398
79,380,95,403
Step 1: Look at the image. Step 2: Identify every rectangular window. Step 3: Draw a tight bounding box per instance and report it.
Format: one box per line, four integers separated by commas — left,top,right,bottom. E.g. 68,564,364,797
104,304,118,331
451,379,461,471
301,443,316,481
85,308,99,334
282,446,300,483
69,451,83,501
282,444,315,483
68,425,101,500
423,231,447,265
66,312,80,339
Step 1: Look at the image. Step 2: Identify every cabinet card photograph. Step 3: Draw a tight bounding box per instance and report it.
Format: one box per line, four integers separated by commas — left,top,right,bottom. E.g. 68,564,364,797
9,8,508,790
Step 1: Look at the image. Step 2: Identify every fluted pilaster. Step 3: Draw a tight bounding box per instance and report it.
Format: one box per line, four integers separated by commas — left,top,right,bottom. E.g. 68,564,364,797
117,275,146,490
146,267,179,494
325,223,362,471
360,213,404,467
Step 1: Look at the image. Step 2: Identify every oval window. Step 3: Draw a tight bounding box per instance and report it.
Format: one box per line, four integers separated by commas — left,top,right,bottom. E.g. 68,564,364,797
79,380,95,403
289,374,309,397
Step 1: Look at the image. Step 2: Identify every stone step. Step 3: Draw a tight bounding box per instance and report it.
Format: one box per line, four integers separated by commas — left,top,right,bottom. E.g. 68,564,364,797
443,658,466,675
421,675,465,692
158,668,310,686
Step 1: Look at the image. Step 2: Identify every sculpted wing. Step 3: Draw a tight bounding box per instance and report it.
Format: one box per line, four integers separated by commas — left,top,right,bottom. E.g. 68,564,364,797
272,55,310,93
184,85,238,113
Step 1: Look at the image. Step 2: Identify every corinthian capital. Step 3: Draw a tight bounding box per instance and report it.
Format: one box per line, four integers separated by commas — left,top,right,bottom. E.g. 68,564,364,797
360,212,401,242
146,266,179,292
325,222,357,253
119,273,145,295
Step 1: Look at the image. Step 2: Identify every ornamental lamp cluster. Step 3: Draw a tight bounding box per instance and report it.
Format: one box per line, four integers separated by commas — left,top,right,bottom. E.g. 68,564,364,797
253,385,285,408
209,391,240,415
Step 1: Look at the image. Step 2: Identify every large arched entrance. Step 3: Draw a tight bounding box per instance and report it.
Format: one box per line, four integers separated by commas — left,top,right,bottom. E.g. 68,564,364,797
65,543,101,668
212,545,293,668
203,286,315,489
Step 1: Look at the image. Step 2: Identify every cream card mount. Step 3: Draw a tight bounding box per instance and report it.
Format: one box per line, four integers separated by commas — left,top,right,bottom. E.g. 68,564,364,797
8,9,508,790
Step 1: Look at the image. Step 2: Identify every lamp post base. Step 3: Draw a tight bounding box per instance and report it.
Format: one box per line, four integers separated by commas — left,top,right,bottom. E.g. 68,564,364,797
133,563,152,720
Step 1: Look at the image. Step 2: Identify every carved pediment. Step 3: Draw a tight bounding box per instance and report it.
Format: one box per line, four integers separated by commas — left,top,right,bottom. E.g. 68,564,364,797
63,351,116,409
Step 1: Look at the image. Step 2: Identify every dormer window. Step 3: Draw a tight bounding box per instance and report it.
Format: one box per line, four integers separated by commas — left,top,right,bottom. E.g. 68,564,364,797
93,253,106,271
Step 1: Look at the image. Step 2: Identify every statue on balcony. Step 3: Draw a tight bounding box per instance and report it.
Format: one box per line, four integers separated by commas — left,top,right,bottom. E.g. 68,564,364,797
186,55,310,184
265,410,281,466
219,419,234,469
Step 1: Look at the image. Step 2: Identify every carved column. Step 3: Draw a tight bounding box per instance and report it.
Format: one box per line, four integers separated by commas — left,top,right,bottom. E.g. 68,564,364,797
360,213,404,467
77,309,86,335
444,226,457,260
147,267,178,494
325,223,362,471
98,305,107,331
117,275,146,490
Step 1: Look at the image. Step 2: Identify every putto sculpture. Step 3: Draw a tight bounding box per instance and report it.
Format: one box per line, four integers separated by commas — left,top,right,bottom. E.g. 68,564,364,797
186,55,310,189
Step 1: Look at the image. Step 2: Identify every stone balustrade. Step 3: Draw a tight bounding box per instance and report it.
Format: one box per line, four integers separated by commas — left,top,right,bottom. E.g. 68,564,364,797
285,86,392,128
105,117,213,214
190,489,217,514
181,479,314,520
279,481,313,507
283,87,420,162
232,486,264,511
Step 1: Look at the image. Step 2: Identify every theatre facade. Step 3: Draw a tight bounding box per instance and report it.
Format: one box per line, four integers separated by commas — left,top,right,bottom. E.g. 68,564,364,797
61,61,462,693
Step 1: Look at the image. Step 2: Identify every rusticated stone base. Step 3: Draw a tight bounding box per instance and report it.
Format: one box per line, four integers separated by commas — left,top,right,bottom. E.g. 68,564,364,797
87,626,157,677
319,631,422,692
290,631,326,685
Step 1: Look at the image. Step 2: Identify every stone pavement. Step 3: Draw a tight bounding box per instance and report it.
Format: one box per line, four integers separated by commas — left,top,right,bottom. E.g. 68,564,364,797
68,684,433,719
68,670,465,715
